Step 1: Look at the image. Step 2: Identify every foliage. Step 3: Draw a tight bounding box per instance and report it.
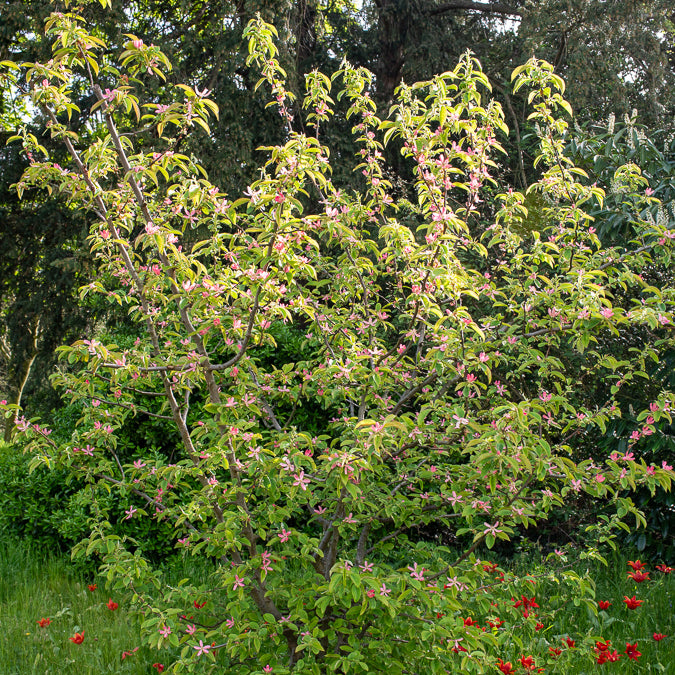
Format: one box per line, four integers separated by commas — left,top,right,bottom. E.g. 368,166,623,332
567,118,675,560
2,5,675,673
2,0,673,419
3,541,674,674
0,440,88,551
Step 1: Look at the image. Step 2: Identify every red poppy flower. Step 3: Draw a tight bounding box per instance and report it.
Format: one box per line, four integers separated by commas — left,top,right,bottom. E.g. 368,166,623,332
496,659,515,674
69,631,85,644
513,595,539,610
563,637,576,648
655,564,673,573
106,598,119,611
627,559,646,571
598,600,611,610
193,600,207,609
653,633,667,641
623,595,643,609
519,655,536,670
37,617,51,628
625,643,641,660
152,664,165,673
627,570,650,582
88,584,97,592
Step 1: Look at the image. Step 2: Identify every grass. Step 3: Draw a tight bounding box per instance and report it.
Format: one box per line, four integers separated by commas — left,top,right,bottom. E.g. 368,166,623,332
0,543,156,674
494,548,675,673
0,540,673,673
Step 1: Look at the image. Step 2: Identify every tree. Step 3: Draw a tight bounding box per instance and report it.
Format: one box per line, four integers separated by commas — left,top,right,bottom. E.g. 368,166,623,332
4,6,675,673
0,127,92,440
3,0,674,419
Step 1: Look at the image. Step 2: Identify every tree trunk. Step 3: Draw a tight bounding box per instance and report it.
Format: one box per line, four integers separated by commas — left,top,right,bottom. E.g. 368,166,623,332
374,0,408,103
2,317,40,443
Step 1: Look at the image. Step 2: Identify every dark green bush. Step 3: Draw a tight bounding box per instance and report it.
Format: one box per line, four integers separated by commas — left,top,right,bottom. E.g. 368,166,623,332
0,440,88,551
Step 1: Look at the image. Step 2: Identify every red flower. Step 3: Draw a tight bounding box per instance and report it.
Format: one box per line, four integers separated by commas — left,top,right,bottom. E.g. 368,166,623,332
193,600,207,609
563,637,576,648
653,633,667,641
463,616,478,627
152,664,165,673
655,564,673,573
519,655,536,670
595,639,611,652
106,598,119,611
548,647,562,658
625,643,641,660
598,600,611,610
496,659,515,674
69,631,85,644
596,641,619,664
88,584,97,592
513,595,539,610
627,570,650,582
535,622,544,631
627,559,646,571
623,595,643,609
37,617,51,628
488,617,504,628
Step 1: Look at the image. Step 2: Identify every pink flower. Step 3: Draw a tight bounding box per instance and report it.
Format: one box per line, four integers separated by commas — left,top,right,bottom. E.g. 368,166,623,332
408,563,425,581
293,471,310,491
193,640,211,656
159,624,171,638
278,528,291,543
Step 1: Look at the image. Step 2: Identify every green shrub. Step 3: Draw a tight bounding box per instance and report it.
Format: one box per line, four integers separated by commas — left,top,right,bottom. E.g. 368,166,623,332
0,440,88,551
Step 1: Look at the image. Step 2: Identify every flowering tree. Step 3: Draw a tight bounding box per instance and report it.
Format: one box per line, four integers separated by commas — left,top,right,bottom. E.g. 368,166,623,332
2,4,674,673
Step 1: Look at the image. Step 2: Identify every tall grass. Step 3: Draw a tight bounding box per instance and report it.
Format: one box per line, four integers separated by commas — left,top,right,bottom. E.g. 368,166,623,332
0,542,155,674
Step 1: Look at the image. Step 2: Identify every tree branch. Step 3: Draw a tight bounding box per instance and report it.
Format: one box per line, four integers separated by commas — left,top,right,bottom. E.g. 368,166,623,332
428,1,522,18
